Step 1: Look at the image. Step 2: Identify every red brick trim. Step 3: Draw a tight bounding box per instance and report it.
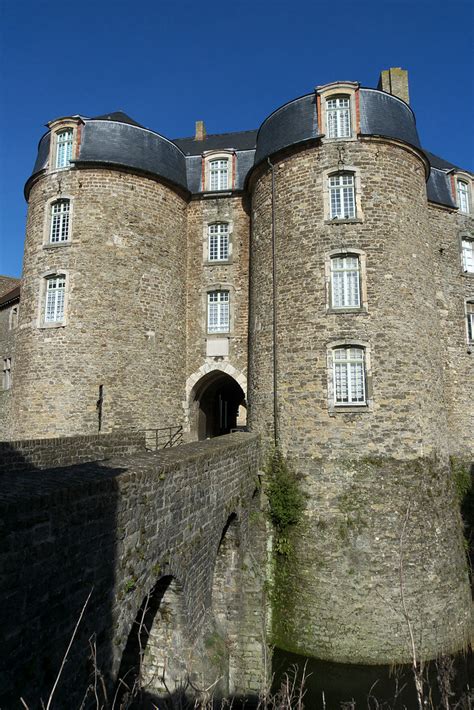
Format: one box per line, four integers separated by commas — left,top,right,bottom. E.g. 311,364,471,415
316,93,322,134
450,174,457,202
355,88,361,134
75,123,82,160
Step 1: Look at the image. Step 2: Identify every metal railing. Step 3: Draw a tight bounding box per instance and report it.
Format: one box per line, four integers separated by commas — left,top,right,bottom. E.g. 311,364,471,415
142,426,184,452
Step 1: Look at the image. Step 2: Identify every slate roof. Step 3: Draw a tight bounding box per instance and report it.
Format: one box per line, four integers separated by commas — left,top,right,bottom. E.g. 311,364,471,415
0,284,20,308
90,112,145,128
424,150,460,172
173,130,258,156
0,276,20,298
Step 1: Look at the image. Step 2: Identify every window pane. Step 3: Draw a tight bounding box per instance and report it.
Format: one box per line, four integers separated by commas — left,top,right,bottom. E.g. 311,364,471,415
462,240,474,272
50,200,70,242
207,290,229,332
333,347,366,405
457,181,470,214
208,223,229,260
329,174,355,219
209,160,229,190
326,96,351,138
45,276,66,322
55,130,73,169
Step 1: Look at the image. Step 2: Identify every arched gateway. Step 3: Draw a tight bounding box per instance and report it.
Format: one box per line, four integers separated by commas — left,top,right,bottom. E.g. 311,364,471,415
185,365,247,440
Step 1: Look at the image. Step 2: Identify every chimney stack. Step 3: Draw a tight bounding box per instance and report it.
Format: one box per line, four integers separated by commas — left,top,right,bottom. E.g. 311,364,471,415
195,120,206,141
377,67,410,105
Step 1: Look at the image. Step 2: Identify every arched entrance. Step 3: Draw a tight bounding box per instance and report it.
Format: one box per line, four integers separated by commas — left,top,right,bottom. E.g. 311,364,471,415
189,370,246,440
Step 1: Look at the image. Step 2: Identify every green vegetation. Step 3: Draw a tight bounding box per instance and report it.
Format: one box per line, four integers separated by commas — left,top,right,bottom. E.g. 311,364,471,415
123,576,137,593
265,448,306,646
265,448,306,557
450,456,472,503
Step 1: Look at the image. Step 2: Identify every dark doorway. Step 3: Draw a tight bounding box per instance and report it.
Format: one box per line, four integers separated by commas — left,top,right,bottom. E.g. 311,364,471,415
193,372,246,440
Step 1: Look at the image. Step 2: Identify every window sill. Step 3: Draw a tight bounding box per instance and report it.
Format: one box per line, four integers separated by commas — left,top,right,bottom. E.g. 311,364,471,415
202,190,233,198
462,270,474,277
205,259,233,266
206,332,231,338
43,242,72,250
39,322,66,330
48,166,73,175
322,136,357,143
325,218,363,225
326,308,368,315
329,405,371,415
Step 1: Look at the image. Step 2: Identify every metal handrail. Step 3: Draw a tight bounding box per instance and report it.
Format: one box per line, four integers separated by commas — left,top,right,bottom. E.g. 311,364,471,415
142,426,183,451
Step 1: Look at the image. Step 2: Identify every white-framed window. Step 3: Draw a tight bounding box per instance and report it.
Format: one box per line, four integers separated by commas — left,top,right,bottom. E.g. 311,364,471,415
331,255,361,308
44,274,66,323
55,129,74,169
329,173,356,219
457,180,471,214
50,199,70,243
326,95,351,138
9,305,19,330
209,159,229,191
3,357,11,390
208,223,229,261
333,346,366,405
462,238,474,273
467,301,474,344
207,290,230,333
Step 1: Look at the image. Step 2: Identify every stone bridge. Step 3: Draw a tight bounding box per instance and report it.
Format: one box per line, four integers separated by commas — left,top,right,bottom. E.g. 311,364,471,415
0,432,265,708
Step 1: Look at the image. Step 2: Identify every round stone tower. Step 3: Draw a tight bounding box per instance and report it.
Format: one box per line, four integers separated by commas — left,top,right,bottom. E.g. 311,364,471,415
10,115,188,439
248,86,471,663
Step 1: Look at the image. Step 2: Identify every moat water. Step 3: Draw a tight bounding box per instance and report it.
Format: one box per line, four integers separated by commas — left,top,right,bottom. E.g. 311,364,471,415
272,648,473,709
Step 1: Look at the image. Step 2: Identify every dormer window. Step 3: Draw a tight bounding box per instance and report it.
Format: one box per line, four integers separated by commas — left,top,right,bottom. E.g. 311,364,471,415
55,129,74,169
326,96,351,138
457,179,471,214
210,159,229,191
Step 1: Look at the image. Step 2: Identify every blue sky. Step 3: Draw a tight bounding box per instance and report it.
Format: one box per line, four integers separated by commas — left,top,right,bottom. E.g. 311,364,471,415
1,0,473,277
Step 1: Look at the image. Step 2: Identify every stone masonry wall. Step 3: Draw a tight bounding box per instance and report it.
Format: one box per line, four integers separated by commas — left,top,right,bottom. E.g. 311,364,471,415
9,167,187,440
248,138,472,663
0,302,18,437
185,196,250,420
428,202,474,459
0,430,145,472
0,433,263,708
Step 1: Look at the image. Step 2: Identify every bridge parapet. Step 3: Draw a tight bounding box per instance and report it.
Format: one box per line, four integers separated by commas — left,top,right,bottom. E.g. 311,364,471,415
0,432,264,707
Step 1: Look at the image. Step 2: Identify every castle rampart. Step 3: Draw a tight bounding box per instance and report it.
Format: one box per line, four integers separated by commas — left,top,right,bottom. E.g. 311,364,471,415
1,68,473,672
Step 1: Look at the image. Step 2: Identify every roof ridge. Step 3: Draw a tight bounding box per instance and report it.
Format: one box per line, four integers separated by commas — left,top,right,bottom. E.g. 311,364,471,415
173,128,258,141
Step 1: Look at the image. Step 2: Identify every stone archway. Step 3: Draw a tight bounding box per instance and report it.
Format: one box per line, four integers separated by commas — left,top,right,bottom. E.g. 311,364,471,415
184,365,247,441
116,576,192,703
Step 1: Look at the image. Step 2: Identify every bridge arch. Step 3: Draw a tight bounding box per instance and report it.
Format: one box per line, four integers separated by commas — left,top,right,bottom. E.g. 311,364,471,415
116,575,192,701
185,365,247,440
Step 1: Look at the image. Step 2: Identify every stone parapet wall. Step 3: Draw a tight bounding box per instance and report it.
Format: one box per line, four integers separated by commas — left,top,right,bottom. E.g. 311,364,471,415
0,433,263,708
0,430,146,472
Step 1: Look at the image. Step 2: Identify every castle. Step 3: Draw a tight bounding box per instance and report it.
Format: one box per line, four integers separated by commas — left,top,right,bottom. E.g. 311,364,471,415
1,67,473,666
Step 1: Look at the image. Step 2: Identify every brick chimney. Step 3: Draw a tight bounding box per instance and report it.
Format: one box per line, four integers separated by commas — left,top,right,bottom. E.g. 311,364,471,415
377,67,410,105
194,120,206,141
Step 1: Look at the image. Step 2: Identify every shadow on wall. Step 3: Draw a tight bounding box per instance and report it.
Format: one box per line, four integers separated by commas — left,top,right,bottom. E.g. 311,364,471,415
460,462,474,594
0,445,126,709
